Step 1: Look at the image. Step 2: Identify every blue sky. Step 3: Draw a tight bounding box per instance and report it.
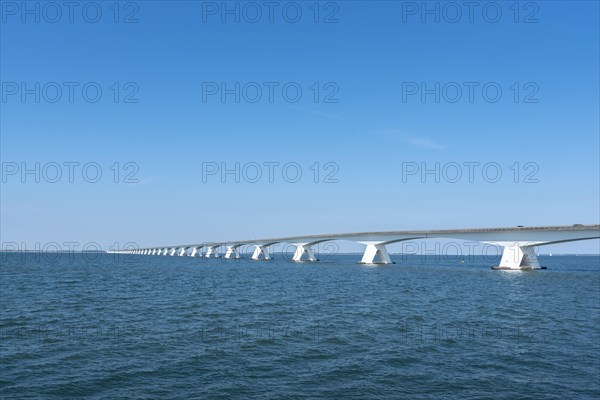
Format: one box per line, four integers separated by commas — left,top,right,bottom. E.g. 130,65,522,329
1,1,599,253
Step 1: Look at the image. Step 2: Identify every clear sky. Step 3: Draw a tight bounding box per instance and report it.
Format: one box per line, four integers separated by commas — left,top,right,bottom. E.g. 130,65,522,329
1,1,599,254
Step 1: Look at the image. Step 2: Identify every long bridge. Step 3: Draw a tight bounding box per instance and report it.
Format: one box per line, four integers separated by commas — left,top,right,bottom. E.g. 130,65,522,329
108,224,600,270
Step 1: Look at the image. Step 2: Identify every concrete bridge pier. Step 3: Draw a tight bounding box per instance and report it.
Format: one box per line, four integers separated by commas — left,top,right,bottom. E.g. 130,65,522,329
224,245,242,259
252,243,276,260
492,242,541,270
205,245,220,258
292,243,317,262
358,242,394,264
190,246,203,257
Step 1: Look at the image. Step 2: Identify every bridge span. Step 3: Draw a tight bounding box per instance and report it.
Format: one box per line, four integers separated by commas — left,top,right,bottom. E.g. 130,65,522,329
108,224,600,270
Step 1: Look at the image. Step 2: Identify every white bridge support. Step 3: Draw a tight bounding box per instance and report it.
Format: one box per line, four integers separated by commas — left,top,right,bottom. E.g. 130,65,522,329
190,246,203,257
493,242,541,270
169,248,177,256
359,242,394,264
252,243,276,260
358,237,426,264
224,245,242,259
179,247,189,256
292,243,317,262
205,245,219,258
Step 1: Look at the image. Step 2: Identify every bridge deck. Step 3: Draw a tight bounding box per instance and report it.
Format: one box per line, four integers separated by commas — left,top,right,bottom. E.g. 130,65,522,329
144,224,600,249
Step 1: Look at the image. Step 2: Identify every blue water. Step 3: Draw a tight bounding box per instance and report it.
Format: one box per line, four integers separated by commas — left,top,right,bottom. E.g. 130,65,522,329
1,253,599,399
